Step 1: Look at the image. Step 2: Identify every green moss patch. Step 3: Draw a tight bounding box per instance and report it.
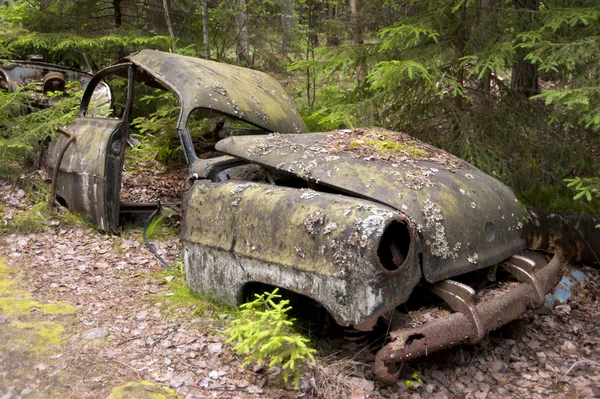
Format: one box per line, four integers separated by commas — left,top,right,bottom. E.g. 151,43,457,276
40,302,77,315
318,127,464,169
0,295,41,315
106,381,180,399
7,321,64,353
0,260,76,316
0,258,74,355
148,269,232,319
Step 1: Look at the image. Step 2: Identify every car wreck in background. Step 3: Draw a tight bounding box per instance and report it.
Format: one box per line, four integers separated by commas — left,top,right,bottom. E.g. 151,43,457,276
42,50,562,384
0,58,111,111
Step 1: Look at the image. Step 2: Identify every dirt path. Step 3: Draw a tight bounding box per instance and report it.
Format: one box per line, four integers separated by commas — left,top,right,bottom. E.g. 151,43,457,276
0,223,293,398
1,183,599,399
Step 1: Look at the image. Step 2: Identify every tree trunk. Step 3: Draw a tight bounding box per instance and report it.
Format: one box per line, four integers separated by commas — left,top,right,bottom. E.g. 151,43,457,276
162,0,177,52
349,0,363,45
307,0,319,48
236,0,250,66
326,2,340,46
113,0,122,28
478,0,498,93
512,0,540,97
201,0,211,60
454,3,467,111
281,0,296,50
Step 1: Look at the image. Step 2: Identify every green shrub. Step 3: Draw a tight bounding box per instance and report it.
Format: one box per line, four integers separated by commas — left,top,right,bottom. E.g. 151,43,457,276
227,289,316,388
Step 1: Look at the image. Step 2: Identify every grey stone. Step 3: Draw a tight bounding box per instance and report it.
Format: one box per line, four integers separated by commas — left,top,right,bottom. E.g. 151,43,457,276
473,370,485,382
80,327,109,341
169,372,194,388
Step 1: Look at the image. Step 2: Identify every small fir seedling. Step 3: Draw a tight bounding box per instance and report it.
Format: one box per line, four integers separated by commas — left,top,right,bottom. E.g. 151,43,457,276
227,289,316,388
404,371,423,389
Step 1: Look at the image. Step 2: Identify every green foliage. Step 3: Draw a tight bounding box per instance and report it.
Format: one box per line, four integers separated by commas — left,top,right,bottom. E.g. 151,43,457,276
228,289,316,388
289,0,600,214
130,90,184,166
566,177,600,203
0,81,81,162
142,207,179,241
517,6,600,132
0,202,51,235
149,267,231,319
404,371,424,389
1,0,599,216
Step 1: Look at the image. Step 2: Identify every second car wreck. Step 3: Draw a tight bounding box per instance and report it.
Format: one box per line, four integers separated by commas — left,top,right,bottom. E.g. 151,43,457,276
43,50,562,384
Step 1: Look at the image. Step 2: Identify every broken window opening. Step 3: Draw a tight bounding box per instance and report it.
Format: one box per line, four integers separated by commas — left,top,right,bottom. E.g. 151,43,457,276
186,109,266,160
118,70,186,227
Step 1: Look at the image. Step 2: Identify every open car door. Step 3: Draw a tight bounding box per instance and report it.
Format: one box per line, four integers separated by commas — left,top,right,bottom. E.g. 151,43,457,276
45,64,134,232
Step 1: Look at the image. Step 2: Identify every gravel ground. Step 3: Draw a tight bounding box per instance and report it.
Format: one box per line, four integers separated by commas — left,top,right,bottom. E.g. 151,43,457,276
1,182,599,399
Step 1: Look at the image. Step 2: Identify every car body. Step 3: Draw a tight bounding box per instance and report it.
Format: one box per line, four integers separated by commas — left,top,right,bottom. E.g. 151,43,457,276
43,50,561,383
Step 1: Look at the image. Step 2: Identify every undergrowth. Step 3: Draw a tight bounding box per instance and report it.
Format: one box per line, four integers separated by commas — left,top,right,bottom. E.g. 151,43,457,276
227,289,316,388
148,266,232,320
142,207,180,242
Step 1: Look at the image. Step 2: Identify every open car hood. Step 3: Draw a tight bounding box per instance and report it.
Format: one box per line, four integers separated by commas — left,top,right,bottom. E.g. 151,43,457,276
216,129,525,283
126,50,307,134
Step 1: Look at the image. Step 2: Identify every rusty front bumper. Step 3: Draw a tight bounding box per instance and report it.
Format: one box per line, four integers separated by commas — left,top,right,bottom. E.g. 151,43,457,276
374,252,562,384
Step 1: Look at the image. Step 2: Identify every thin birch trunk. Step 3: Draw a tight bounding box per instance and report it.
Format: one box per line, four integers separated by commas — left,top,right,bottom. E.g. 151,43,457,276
201,0,211,60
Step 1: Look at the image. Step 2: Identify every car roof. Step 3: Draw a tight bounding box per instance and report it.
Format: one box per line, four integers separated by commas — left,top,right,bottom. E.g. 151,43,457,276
126,50,307,133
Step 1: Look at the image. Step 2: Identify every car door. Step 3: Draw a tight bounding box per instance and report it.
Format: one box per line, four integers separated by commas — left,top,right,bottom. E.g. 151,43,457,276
46,63,135,232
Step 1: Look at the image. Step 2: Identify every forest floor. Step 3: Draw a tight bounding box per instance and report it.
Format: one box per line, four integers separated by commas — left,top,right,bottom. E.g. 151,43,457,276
1,173,599,399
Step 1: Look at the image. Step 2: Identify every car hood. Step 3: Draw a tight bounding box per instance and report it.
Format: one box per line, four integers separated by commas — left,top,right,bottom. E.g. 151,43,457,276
215,129,525,283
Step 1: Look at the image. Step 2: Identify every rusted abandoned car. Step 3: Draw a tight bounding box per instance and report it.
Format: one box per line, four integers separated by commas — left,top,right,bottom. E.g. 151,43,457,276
0,58,111,110
0,58,87,93
44,50,561,383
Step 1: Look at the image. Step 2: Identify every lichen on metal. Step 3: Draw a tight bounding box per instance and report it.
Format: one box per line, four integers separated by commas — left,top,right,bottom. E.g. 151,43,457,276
181,180,421,329
215,130,525,283
126,50,307,134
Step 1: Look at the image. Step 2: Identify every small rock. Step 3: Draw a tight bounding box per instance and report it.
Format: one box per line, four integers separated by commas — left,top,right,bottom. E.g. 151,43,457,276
560,340,577,352
209,370,219,380
135,311,148,320
473,370,485,382
207,342,222,354
488,361,504,373
349,377,374,392
536,352,547,362
478,382,490,393
81,327,109,341
348,389,366,399
246,385,263,394
474,391,488,399
431,370,449,386
169,372,194,388
197,377,209,388
165,275,175,283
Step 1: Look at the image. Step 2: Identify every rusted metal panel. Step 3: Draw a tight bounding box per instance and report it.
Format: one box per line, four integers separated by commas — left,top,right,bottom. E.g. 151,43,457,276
0,60,93,88
525,209,600,263
126,50,307,134
45,118,127,231
215,130,525,283
374,252,562,384
181,180,421,330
